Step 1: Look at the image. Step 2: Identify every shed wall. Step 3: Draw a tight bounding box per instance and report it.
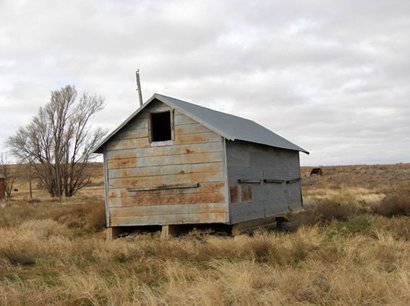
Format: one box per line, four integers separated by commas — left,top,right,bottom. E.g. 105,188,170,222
104,100,228,226
226,141,302,224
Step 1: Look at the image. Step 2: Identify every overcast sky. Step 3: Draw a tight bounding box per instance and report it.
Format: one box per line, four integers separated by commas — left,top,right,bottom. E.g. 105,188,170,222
1,0,409,166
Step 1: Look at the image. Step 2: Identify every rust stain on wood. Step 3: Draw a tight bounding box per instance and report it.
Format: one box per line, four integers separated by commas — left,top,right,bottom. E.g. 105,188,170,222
175,132,221,145
109,203,227,218
108,157,137,169
230,185,239,203
241,184,252,202
117,192,225,206
109,191,117,199
108,162,224,180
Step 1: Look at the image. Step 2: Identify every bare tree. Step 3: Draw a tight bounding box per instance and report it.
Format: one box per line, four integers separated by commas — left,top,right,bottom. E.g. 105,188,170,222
0,153,16,198
8,85,105,197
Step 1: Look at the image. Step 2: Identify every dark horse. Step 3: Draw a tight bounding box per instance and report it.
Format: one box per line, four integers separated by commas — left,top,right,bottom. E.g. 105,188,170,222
310,167,323,176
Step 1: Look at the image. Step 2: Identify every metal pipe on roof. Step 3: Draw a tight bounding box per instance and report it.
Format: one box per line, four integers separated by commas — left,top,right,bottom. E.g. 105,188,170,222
136,69,143,107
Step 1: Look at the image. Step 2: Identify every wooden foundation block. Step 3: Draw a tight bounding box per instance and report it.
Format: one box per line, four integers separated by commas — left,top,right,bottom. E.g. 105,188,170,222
106,227,125,240
160,225,179,239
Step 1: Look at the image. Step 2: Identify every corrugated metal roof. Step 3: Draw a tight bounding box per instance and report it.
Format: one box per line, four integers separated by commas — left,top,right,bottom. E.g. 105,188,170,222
93,93,309,154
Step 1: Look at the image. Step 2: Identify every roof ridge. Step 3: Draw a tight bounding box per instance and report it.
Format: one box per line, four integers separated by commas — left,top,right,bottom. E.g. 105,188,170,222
154,93,260,124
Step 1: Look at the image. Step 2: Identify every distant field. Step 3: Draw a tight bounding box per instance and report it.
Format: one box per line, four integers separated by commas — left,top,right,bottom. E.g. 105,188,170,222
0,163,409,305
10,162,410,199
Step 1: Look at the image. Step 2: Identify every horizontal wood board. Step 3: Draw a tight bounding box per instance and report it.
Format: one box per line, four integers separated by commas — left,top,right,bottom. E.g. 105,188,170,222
110,203,227,226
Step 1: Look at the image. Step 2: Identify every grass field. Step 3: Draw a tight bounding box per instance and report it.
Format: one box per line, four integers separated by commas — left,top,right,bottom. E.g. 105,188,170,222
0,164,409,305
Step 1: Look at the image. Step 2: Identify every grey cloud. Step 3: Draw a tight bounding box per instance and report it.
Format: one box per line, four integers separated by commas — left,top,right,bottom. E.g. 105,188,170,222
1,0,410,165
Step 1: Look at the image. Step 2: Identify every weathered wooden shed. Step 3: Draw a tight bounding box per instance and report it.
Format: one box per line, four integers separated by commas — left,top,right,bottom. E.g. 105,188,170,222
93,94,308,237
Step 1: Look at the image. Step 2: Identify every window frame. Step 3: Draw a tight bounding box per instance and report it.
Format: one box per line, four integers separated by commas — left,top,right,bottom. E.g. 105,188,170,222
148,110,175,145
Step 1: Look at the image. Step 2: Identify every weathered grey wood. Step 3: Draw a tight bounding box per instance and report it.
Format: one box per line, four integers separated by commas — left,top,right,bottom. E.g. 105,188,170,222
111,203,226,216
133,142,222,158
106,148,137,160
104,100,229,227
109,203,228,226
174,113,197,125
108,162,224,179
108,157,137,169
136,151,224,167
112,213,227,226
114,127,149,140
109,182,225,199
175,132,222,145
145,103,171,113
226,140,303,224
175,122,213,135
229,201,265,224
108,171,224,190
106,138,149,151
109,191,226,207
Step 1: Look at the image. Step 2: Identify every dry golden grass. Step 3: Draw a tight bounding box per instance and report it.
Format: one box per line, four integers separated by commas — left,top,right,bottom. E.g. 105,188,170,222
0,199,409,305
0,164,409,305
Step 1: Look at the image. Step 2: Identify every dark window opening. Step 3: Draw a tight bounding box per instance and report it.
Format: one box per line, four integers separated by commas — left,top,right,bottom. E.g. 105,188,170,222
151,111,172,142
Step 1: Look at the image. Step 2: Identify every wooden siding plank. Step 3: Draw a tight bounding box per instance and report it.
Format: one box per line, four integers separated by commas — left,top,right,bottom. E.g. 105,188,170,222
106,138,149,150
106,149,137,160
109,182,225,198
175,123,212,135
174,113,197,125
175,132,222,145
108,171,224,189
108,162,224,179
110,192,225,206
109,203,228,226
115,127,149,140
111,213,227,226
136,151,224,168
135,142,222,158
110,203,226,217
107,157,137,169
